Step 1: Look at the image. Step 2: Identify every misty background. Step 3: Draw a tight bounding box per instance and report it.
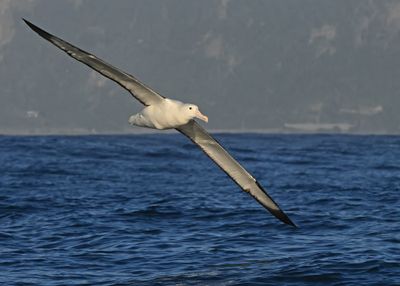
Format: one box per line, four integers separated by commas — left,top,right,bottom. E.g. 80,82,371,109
1,0,400,134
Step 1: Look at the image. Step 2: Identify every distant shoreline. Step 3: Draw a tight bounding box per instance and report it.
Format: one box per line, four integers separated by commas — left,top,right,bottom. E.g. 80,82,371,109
1,128,399,136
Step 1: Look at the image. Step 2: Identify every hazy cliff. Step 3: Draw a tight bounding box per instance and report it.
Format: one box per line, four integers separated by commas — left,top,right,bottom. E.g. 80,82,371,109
1,0,400,134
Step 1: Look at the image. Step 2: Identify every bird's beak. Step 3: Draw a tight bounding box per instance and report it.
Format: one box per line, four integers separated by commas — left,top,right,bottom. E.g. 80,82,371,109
195,110,208,123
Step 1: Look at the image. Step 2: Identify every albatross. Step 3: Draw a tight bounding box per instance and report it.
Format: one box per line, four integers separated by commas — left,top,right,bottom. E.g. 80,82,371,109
24,19,296,227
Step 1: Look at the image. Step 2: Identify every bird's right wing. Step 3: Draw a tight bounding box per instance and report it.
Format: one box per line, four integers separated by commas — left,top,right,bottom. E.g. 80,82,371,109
177,120,296,227
24,19,164,106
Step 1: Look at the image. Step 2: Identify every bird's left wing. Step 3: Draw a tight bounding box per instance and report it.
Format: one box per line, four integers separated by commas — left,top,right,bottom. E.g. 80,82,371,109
23,19,164,106
177,120,296,227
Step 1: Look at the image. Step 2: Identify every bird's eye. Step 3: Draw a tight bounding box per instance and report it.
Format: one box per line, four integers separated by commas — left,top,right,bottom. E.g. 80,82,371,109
189,107,192,110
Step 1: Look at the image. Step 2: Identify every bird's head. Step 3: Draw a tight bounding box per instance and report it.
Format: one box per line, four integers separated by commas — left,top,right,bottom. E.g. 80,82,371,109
182,104,208,123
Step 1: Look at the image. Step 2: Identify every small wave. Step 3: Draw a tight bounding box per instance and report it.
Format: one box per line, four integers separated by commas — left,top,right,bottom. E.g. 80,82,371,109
0,203,45,218
118,207,183,219
372,164,400,171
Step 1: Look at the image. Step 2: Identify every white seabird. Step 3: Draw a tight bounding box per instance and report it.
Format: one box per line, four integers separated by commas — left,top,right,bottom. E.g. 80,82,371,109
24,19,296,227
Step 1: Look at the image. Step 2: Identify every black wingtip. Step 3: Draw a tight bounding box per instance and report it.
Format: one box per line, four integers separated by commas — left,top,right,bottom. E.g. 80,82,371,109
23,18,35,29
270,208,298,228
254,181,297,228
23,19,52,41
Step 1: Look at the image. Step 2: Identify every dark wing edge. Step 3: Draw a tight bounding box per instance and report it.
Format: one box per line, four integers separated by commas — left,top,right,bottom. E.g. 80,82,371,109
23,19,164,106
254,181,297,227
177,120,297,227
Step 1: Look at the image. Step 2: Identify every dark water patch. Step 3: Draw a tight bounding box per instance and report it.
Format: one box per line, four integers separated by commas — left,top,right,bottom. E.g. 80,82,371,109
372,164,400,171
117,206,183,219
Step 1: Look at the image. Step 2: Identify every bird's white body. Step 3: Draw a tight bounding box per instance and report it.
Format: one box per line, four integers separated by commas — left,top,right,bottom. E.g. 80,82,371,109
129,98,207,130
129,99,187,129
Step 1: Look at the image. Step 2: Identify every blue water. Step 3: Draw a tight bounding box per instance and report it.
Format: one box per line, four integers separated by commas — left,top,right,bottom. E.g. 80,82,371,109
0,134,399,285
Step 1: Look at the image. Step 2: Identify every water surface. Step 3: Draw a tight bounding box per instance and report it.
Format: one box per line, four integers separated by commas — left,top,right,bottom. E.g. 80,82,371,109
0,134,399,285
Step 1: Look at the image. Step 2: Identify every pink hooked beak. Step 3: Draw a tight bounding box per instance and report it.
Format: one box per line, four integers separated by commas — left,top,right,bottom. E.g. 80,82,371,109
195,110,209,123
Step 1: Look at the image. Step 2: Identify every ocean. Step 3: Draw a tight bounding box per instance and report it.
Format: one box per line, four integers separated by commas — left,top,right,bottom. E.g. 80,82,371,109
0,134,399,285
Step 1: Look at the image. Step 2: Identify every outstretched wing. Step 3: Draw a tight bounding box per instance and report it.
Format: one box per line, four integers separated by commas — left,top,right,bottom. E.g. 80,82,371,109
23,19,164,106
177,120,296,227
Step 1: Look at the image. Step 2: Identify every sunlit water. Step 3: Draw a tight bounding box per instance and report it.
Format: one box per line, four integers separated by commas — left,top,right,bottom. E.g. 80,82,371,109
0,134,399,285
